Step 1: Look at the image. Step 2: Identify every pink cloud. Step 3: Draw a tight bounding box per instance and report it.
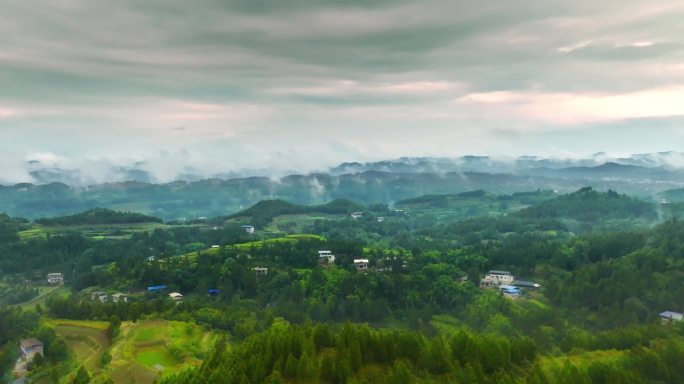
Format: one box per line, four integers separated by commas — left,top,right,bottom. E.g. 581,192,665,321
456,85,684,126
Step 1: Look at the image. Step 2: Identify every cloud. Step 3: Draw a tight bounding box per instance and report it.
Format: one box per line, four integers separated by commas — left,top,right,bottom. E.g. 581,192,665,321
456,85,684,126
1,0,684,180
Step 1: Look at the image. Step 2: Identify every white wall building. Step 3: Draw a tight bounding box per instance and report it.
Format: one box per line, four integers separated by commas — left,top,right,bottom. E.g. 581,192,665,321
47,273,64,285
353,259,369,271
480,270,515,288
318,250,335,264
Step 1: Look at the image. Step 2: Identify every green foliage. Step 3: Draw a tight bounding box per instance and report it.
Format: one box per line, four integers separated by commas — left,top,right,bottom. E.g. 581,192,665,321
72,366,90,384
36,208,162,225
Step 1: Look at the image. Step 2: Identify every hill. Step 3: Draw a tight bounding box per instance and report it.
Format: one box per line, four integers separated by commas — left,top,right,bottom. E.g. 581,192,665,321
36,208,163,226
516,187,656,223
224,198,362,227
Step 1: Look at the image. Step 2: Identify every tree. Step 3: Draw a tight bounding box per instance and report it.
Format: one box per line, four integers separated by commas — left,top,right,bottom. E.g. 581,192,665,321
101,350,112,367
72,366,90,384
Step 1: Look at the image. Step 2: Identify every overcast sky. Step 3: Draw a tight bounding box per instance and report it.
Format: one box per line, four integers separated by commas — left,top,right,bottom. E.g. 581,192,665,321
1,0,684,181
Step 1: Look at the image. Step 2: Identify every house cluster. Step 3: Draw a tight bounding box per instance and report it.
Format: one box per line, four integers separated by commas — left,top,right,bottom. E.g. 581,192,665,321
47,272,64,285
90,291,128,303
479,270,541,299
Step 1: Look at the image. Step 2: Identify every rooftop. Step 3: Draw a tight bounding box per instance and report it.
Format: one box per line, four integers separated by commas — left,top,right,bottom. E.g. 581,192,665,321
488,270,512,275
20,338,44,349
659,311,683,320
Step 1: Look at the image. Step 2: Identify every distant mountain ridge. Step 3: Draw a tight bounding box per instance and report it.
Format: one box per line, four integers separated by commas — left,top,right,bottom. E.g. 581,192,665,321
2,153,684,221
14,151,684,186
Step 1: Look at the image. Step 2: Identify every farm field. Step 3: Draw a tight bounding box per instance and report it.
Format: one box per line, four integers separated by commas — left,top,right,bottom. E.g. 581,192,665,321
107,319,218,384
18,222,170,240
175,233,327,262
43,318,217,384
265,213,341,233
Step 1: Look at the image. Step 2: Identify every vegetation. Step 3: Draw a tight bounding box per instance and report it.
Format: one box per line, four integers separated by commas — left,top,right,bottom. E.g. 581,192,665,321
36,208,163,226
2,186,684,383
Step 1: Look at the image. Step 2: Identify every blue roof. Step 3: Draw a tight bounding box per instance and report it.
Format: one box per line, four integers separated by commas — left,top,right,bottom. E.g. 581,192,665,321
147,285,167,292
208,289,220,294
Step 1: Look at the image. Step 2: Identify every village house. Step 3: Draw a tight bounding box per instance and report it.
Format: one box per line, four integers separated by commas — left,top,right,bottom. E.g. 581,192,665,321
498,285,521,299
318,250,335,264
377,216,385,222
254,267,268,276
111,293,128,303
353,259,369,271
91,291,109,303
659,311,683,325
147,285,167,293
241,225,255,234
479,270,515,288
146,256,156,262
19,338,44,362
47,272,64,285
169,292,183,302
351,212,363,219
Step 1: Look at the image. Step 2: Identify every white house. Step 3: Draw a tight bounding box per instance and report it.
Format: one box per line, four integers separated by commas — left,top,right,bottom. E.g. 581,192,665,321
146,256,156,262
241,225,255,234
254,267,268,276
169,292,183,302
351,212,363,219
111,293,128,303
480,270,515,288
91,291,109,303
377,216,385,222
19,338,44,362
47,273,64,285
318,250,335,264
353,259,369,271
499,284,521,299
659,311,683,325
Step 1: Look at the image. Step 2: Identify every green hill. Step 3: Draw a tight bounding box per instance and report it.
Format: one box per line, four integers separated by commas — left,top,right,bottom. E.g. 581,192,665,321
36,208,163,226
516,187,656,222
224,198,362,227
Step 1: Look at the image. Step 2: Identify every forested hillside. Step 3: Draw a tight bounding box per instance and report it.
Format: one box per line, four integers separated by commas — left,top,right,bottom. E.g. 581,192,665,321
36,208,162,226
2,187,684,383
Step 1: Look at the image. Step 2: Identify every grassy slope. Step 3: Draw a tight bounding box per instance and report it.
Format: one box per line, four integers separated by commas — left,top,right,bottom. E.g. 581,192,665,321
174,234,326,263
16,285,69,311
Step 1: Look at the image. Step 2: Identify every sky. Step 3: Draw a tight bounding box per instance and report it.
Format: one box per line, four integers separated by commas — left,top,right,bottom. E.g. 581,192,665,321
1,0,684,183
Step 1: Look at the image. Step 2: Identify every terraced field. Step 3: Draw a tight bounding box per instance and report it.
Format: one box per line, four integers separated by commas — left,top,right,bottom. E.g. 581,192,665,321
44,318,217,384
48,319,111,374
107,320,218,384
18,222,169,240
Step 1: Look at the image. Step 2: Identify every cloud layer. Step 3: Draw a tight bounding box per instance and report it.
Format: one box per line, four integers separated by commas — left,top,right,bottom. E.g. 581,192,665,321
1,0,684,183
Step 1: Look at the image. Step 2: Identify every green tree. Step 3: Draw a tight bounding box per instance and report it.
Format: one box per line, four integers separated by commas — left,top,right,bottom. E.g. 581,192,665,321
72,366,90,384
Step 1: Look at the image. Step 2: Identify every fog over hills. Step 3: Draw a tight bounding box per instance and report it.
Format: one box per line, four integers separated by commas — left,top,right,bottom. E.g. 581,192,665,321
5,151,684,187
2,152,684,221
